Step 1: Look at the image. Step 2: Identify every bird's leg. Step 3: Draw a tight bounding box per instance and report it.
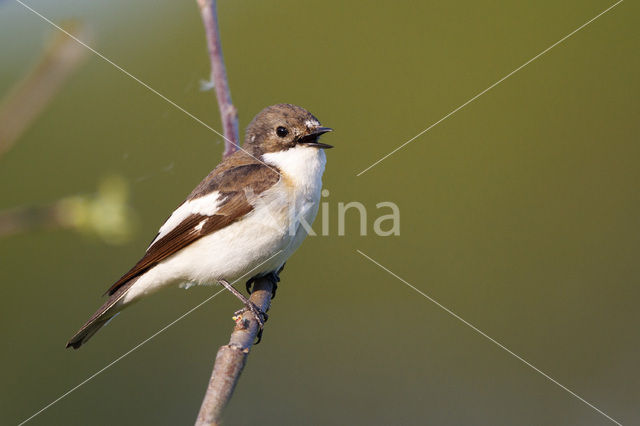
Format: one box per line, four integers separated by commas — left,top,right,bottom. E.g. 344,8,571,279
218,279,268,329
269,262,285,299
270,281,278,300
266,270,280,300
245,276,256,295
240,265,285,343
245,263,285,299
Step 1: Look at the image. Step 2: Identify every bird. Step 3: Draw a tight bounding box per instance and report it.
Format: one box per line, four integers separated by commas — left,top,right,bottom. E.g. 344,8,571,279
66,104,333,349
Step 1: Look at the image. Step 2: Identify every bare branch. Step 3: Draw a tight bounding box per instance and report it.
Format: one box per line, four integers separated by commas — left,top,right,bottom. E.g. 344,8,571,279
197,0,239,157
0,175,135,244
0,21,89,158
195,278,274,426
0,204,68,237
194,3,275,423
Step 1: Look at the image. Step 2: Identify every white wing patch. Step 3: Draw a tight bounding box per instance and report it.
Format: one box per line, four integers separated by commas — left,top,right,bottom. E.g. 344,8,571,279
149,191,220,249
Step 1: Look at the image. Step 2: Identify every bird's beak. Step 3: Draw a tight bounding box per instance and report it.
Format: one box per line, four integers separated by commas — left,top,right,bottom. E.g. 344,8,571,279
300,126,334,149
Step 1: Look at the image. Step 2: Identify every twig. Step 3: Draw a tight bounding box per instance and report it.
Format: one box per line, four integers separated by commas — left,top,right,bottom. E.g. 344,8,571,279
194,1,273,424
0,20,89,158
0,175,135,244
0,204,69,237
195,278,274,426
197,0,239,157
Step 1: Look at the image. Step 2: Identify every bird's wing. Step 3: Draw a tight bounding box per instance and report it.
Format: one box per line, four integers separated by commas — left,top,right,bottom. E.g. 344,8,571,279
106,161,280,296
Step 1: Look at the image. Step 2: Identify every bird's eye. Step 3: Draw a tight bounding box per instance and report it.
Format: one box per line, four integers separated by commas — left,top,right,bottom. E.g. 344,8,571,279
276,126,289,138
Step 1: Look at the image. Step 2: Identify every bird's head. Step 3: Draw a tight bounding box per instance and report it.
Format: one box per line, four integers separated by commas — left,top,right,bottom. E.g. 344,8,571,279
244,104,333,155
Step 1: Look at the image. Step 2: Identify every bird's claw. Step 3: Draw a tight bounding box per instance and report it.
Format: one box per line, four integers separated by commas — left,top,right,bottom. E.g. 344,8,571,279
245,267,283,300
245,276,256,295
267,271,280,300
234,302,268,330
233,303,268,344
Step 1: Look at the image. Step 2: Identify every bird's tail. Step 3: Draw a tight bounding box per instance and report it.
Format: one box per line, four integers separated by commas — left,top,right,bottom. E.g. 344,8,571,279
66,278,137,349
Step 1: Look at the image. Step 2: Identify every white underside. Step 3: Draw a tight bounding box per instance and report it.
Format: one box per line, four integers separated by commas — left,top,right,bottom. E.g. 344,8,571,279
121,146,326,305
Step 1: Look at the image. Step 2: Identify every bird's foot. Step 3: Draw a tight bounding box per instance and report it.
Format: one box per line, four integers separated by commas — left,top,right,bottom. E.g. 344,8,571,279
245,276,257,295
233,302,268,344
245,264,284,300
266,271,280,300
219,278,268,343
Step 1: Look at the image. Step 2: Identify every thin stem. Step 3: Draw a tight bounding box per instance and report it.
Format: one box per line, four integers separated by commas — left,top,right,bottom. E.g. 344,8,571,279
194,3,273,423
0,21,89,158
197,0,239,158
195,278,274,426
0,204,67,237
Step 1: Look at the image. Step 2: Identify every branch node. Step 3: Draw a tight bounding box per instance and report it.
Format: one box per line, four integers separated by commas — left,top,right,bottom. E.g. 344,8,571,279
196,277,274,425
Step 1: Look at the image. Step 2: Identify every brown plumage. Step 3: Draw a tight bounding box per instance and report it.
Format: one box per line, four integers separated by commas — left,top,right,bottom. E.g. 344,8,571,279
66,104,331,349
106,157,280,297
66,155,279,349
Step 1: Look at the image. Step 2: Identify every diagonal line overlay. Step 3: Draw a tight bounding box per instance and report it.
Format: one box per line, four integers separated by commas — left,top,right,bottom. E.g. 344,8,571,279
356,0,624,176
356,249,623,426
14,0,281,176
18,250,283,425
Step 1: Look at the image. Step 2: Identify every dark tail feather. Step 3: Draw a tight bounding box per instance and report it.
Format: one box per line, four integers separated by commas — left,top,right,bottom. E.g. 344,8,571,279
66,315,115,349
66,278,137,349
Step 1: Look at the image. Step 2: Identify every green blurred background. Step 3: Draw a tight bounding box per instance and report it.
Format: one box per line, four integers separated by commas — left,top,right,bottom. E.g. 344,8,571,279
1,0,638,424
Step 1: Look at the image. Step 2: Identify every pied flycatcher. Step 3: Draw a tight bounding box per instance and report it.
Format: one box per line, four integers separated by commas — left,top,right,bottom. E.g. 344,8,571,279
67,104,332,349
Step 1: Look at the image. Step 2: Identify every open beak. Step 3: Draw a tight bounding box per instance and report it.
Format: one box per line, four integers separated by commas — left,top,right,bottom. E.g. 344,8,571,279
299,126,333,149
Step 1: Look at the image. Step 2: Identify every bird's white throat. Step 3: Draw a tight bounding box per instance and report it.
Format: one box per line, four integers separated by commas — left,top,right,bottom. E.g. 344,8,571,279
262,145,326,198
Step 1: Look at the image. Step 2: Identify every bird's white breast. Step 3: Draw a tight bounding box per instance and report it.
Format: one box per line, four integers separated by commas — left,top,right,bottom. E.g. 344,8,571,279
121,146,326,304
262,145,326,202
262,146,326,259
